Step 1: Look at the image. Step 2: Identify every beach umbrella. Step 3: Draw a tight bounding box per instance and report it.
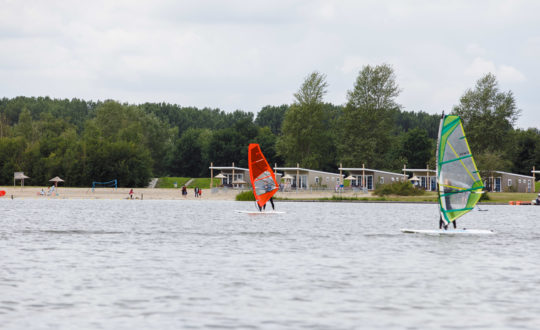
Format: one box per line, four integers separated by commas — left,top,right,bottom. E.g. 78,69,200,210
14,172,29,190
282,174,293,181
214,173,226,179
49,176,64,193
408,176,420,186
344,175,355,180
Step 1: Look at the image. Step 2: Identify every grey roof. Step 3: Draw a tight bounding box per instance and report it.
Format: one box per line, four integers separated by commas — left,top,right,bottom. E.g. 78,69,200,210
492,171,534,179
209,166,249,171
403,169,436,173
339,167,404,176
274,167,342,176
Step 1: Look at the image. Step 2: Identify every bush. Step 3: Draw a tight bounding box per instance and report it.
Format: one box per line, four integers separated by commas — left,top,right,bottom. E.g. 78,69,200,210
480,191,490,201
374,181,425,196
236,190,255,201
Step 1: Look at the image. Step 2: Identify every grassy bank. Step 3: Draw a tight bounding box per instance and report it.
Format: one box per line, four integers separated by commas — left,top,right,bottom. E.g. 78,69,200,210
156,177,191,188
278,191,539,204
186,178,220,189
157,177,220,189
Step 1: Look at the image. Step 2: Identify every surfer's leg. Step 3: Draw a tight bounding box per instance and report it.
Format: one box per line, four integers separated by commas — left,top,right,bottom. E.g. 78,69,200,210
452,220,456,229
269,198,274,210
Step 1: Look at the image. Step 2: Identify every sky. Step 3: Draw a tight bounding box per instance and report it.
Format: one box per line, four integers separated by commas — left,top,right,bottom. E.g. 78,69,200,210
1,0,539,128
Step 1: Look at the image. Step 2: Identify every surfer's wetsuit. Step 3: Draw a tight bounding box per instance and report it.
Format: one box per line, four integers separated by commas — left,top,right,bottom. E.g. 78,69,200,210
259,183,275,211
259,197,275,211
439,215,456,230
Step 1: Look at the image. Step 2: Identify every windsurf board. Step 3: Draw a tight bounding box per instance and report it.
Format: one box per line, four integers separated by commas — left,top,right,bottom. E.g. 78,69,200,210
235,210,285,215
401,228,494,235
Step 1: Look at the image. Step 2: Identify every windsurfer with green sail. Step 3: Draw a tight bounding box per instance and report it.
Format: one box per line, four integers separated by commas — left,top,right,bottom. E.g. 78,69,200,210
436,112,484,231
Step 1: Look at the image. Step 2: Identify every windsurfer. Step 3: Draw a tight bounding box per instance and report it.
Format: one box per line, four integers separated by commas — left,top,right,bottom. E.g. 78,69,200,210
535,193,540,205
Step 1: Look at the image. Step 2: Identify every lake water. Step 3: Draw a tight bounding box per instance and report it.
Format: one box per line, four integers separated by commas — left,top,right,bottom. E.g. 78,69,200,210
1,199,539,329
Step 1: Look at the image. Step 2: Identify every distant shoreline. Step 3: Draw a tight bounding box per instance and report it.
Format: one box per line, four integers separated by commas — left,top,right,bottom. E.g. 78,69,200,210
0,186,533,205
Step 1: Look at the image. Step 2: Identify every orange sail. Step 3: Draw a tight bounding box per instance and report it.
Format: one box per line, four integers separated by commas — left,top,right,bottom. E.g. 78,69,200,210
248,143,278,208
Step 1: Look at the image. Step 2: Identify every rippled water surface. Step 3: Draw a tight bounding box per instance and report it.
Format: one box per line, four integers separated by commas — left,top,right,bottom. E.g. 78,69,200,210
1,199,540,329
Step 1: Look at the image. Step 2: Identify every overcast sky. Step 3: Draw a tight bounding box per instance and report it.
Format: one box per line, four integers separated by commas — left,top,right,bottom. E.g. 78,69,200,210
1,0,539,128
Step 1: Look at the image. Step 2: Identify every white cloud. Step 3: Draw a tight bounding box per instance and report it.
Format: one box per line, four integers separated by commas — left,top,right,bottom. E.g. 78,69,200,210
0,0,539,128
498,65,526,83
465,57,526,83
466,43,486,56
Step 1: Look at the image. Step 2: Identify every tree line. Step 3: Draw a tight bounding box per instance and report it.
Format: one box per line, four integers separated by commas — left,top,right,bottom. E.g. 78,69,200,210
1,65,538,187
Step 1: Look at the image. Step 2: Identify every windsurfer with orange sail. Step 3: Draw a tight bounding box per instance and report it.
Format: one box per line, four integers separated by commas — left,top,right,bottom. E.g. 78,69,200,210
248,143,279,212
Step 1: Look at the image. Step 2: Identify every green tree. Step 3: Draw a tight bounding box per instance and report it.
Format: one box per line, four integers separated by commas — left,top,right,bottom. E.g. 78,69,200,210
475,150,512,183
338,64,400,169
508,128,540,175
277,71,335,170
452,73,520,155
400,128,434,169
170,128,207,177
255,105,288,135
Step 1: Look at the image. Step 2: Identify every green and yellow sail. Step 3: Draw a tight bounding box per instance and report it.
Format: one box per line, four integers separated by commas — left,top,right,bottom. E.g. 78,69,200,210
437,115,484,224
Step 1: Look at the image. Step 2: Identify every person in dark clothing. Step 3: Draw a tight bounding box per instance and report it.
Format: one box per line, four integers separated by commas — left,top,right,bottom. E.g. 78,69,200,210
261,197,275,211
439,215,457,230
535,193,540,205
258,182,276,211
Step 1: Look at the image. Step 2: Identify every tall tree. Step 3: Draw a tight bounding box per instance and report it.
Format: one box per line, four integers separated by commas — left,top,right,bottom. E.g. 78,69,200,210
255,105,288,135
400,128,434,169
276,71,335,170
508,128,540,175
338,64,400,169
452,73,520,155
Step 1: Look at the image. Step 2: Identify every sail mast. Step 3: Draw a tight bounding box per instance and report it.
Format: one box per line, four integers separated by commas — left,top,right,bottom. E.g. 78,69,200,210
436,112,444,221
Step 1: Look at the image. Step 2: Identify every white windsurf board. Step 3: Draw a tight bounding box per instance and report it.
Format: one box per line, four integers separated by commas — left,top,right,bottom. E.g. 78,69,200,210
235,210,285,215
401,228,494,235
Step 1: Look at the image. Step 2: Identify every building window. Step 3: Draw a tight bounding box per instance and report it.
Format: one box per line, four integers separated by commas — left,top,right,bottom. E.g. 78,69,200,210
380,177,384,184
326,177,329,182
508,179,512,187
315,177,320,184
518,179,521,184
391,177,395,182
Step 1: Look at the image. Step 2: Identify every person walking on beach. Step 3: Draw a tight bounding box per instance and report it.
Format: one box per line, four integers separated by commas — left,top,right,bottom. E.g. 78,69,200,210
194,187,199,198
129,188,134,199
182,186,187,198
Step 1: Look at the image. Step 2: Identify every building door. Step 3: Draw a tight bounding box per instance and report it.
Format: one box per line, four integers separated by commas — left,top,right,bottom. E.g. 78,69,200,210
430,177,437,191
365,175,373,190
495,177,501,192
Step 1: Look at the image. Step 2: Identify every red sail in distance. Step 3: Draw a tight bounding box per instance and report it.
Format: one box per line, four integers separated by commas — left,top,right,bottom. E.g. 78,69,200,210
248,143,278,208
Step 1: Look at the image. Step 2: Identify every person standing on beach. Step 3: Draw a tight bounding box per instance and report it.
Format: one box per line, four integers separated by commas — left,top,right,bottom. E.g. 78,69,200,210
194,187,199,198
129,188,134,199
182,186,187,198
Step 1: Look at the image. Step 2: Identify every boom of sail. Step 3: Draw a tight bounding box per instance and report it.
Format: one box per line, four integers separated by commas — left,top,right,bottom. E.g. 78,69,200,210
248,143,279,208
437,115,484,224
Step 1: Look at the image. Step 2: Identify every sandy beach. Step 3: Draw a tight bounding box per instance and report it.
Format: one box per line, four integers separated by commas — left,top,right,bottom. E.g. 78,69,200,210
0,186,371,201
